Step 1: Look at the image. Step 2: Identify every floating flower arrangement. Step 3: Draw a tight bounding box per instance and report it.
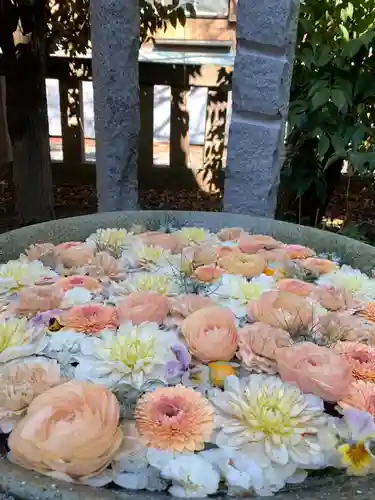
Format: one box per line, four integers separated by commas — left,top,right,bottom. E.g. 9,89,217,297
1,225,375,496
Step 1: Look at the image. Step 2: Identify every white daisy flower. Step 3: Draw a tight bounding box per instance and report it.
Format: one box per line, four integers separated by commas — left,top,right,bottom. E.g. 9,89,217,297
209,274,277,318
317,265,375,304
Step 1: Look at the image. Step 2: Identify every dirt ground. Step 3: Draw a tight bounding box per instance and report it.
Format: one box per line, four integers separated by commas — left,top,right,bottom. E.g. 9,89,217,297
0,174,374,237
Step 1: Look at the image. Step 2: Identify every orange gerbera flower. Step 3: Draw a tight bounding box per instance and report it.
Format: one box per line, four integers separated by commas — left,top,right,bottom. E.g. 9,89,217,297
135,385,213,452
61,304,118,335
335,342,375,383
340,380,375,419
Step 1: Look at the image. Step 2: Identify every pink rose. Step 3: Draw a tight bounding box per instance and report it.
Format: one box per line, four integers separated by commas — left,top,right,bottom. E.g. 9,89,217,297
278,279,316,297
247,291,313,335
117,292,169,325
181,306,238,363
276,342,353,401
238,322,292,374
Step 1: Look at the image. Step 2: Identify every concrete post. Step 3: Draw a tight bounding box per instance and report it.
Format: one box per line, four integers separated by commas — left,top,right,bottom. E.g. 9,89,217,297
224,0,300,217
90,0,140,211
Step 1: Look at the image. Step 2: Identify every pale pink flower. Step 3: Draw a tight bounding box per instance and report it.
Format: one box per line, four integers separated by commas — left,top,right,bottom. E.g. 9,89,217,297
335,342,375,383
194,265,224,283
301,258,338,275
8,381,123,481
283,244,315,260
135,385,214,452
84,252,125,281
217,227,243,241
56,275,102,292
55,242,95,268
340,380,375,419
181,306,238,363
318,312,375,344
312,286,360,311
140,232,182,253
117,292,169,325
61,304,118,335
247,291,313,335
0,357,62,432
15,285,63,317
278,278,317,297
276,342,353,401
238,322,292,364
239,234,282,254
218,253,266,278
168,295,214,324
25,243,56,262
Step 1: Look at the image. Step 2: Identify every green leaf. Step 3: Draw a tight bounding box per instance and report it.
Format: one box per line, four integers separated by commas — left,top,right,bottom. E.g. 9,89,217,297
351,124,368,150
331,88,347,111
318,134,330,159
348,152,375,173
330,133,347,156
342,38,363,58
324,153,346,171
311,88,331,109
339,24,350,41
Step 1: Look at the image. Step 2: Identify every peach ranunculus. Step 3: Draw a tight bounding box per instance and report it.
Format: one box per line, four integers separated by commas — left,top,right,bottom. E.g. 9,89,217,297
8,381,123,481
191,245,218,267
312,286,360,312
237,322,292,374
0,356,62,433
283,244,315,260
239,234,282,254
335,342,375,383
215,246,243,260
55,242,95,268
218,227,244,242
117,292,169,325
301,258,338,275
56,275,102,292
318,312,375,344
140,231,182,253
194,265,224,283
246,291,313,335
278,279,317,297
219,253,266,278
168,294,214,321
61,304,118,335
257,248,291,263
181,306,238,363
339,380,375,418
276,342,353,401
15,285,63,317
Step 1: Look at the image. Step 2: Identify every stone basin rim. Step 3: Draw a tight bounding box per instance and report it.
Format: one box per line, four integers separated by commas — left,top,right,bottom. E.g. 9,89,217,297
0,210,374,500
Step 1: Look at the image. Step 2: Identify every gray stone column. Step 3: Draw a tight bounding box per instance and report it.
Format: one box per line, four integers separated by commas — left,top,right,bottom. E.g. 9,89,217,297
90,0,140,212
224,0,300,217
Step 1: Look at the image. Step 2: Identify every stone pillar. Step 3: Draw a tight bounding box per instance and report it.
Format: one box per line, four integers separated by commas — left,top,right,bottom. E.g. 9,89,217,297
224,0,300,217
90,0,140,212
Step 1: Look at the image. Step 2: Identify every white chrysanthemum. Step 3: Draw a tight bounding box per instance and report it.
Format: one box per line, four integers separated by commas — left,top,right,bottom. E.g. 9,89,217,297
121,243,173,270
75,322,179,389
62,287,92,307
209,274,276,318
201,448,305,497
158,454,220,498
174,227,216,246
113,449,167,492
0,318,47,363
209,374,333,468
117,272,180,296
0,258,57,295
43,330,86,366
317,265,375,304
86,228,134,256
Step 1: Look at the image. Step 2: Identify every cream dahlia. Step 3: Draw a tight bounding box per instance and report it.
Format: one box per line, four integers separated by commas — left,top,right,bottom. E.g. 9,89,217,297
209,374,332,467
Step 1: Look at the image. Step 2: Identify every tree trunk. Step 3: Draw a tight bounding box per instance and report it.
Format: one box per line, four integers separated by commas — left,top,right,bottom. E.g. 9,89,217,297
0,76,12,171
5,0,54,225
90,0,140,211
